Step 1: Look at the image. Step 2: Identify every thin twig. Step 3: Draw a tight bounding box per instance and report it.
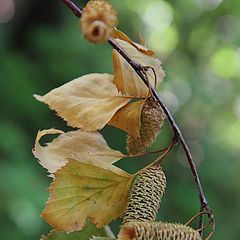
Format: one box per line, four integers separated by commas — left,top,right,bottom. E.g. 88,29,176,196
62,0,82,17
199,205,205,237
128,144,174,158
185,211,208,227
134,140,174,176
61,0,213,233
185,211,215,239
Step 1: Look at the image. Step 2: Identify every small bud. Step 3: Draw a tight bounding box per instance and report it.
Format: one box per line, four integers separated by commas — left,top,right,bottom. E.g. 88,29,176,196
127,97,165,154
80,0,118,43
119,222,202,240
122,165,166,224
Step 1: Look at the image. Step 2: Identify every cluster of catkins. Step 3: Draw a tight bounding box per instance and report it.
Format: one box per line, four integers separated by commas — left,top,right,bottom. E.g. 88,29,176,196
80,1,203,239
117,165,202,240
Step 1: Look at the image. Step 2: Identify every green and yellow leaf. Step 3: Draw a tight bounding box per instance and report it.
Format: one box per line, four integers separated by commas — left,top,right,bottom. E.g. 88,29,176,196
34,73,131,131
112,37,165,98
108,100,144,138
42,160,133,232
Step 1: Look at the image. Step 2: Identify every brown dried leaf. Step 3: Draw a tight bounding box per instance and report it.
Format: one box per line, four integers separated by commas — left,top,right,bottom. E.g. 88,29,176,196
112,37,165,98
34,73,131,131
108,100,145,138
42,160,133,232
112,29,154,56
33,129,124,174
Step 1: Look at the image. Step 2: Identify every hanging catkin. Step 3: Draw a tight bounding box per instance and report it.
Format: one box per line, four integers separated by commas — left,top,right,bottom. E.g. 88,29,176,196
127,97,165,155
122,165,166,224
80,0,118,43
118,221,202,240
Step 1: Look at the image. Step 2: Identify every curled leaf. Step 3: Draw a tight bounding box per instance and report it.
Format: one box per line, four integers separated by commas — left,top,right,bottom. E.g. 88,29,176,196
108,100,145,138
112,29,154,56
34,73,131,131
33,129,125,174
42,160,133,232
112,36,165,98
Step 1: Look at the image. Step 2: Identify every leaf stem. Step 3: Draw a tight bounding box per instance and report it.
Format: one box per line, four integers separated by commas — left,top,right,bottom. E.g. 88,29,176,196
134,139,175,177
61,0,213,234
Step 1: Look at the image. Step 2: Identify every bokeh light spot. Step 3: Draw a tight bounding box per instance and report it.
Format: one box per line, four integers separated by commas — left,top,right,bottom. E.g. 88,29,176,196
143,0,173,32
161,91,180,114
147,26,179,56
195,0,223,11
216,15,240,42
210,48,240,78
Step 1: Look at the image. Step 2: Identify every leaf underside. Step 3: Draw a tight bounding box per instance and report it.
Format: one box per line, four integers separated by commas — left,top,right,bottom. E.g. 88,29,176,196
33,129,124,174
34,73,131,131
109,100,145,138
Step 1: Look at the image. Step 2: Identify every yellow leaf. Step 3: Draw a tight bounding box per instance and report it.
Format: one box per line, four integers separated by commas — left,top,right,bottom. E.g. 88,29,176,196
34,73,131,131
112,28,155,56
112,38,165,98
108,100,145,138
42,160,133,232
33,129,124,174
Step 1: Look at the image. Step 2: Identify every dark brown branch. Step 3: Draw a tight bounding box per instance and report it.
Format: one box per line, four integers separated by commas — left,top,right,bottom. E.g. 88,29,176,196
62,0,82,17
61,0,214,234
108,37,208,201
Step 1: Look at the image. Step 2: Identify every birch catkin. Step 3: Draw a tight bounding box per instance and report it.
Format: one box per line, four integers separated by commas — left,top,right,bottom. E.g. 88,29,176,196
127,97,165,155
80,0,118,43
118,222,202,240
122,165,166,224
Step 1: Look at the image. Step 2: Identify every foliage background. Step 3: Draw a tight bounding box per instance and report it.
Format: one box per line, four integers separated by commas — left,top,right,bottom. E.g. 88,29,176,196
0,0,239,239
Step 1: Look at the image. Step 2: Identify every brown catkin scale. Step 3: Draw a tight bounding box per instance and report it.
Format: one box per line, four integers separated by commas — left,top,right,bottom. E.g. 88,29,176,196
80,0,118,43
118,222,202,240
127,97,165,155
122,165,166,224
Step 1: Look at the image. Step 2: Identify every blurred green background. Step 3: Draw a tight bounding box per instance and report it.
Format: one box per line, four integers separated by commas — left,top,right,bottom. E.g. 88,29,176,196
0,0,240,239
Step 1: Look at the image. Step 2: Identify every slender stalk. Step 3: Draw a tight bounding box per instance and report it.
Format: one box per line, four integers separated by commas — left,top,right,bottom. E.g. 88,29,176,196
134,140,175,177
61,0,213,232
62,0,82,17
